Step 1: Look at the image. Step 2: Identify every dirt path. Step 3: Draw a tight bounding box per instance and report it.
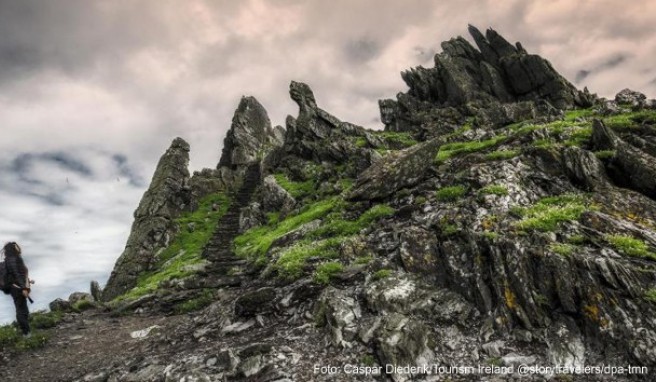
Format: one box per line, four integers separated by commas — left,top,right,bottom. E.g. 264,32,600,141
0,310,185,382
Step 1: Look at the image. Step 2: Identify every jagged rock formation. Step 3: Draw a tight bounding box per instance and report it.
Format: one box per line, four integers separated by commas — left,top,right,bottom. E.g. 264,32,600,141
7,26,656,382
102,138,192,301
380,25,595,137
218,96,282,170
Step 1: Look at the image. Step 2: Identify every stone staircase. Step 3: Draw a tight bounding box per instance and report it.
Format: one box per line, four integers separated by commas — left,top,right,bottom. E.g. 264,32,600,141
199,163,261,287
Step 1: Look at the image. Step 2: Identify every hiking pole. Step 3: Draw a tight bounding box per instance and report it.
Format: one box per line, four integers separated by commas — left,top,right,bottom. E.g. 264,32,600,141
12,284,34,304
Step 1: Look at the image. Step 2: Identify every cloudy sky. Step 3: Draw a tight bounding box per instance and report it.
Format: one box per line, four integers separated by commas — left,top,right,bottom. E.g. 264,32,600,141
1,0,655,323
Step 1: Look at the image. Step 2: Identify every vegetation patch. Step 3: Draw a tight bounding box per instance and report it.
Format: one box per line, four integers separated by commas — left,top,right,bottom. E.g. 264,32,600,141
372,269,392,281
435,135,507,163
604,110,656,131
645,288,656,304
436,185,467,202
594,150,616,160
235,197,339,262
515,194,591,232
275,238,343,280
174,289,214,314
479,184,509,196
314,262,344,284
564,108,595,121
115,192,230,302
308,203,395,239
549,243,574,257
30,311,63,330
606,235,656,261
273,173,315,199
73,300,95,312
375,131,418,148
485,149,520,161
0,324,49,351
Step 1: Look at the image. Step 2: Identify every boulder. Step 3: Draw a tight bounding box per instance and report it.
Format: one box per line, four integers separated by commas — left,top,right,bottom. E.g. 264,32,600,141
348,138,441,200
234,287,277,317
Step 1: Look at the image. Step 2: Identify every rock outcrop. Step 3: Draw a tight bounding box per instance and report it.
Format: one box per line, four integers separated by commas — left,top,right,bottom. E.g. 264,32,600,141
102,138,192,301
380,25,595,137
10,26,656,382
218,96,282,170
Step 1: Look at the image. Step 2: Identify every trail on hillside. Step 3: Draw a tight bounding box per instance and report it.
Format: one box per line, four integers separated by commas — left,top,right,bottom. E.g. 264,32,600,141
0,311,184,382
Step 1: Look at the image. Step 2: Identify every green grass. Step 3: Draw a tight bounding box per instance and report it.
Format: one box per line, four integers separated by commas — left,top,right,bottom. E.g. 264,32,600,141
435,135,507,163
534,138,556,149
485,149,520,161
482,231,499,240
0,324,49,351
606,235,656,261
564,108,595,121
549,243,574,257
273,173,315,199
276,238,343,280
568,234,587,245
235,198,340,261
436,185,467,202
354,137,368,148
564,126,593,147
594,150,616,160
441,224,459,236
314,262,344,284
604,110,656,131
479,184,509,196
515,194,591,232
72,299,95,312
174,289,214,314
372,269,392,281
30,311,63,330
115,192,230,301
645,288,656,303
354,255,374,265
375,131,418,148
308,203,395,239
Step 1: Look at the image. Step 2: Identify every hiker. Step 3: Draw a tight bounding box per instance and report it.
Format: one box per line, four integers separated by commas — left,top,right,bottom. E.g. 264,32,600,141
3,242,31,337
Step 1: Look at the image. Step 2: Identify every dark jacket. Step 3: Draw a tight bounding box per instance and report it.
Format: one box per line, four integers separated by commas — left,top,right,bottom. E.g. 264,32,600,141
5,253,28,289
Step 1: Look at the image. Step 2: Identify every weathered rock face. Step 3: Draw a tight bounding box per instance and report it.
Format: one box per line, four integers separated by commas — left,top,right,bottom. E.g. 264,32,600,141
283,81,380,171
23,26,656,382
218,96,281,170
348,138,441,200
592,119,656,199
380,25,594,136
102,138,192,301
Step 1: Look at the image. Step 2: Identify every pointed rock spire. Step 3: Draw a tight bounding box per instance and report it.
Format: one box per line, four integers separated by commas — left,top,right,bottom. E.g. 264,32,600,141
218,96,281,169
102,137,192,301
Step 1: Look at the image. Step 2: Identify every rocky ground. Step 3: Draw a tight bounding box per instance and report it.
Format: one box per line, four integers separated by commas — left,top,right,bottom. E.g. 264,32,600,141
3,26,656,382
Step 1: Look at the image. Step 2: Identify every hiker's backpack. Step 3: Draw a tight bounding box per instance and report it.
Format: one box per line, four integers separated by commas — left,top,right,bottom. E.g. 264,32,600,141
0,260,9,294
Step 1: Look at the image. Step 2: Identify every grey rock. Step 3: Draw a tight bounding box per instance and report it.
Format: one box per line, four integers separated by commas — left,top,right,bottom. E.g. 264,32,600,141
49,298,72,312
90,280,102,302
615,88,646,107
234,288,277,317
316,287,361,347
349,138,441,200
561,147,608,190
103,138,192,301
218,96,280,169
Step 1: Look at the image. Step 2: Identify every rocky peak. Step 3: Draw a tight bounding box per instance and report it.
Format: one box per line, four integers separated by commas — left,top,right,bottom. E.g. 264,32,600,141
381,25,595,136
290,80,318,113
103,137,192,301
218,96,281,170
